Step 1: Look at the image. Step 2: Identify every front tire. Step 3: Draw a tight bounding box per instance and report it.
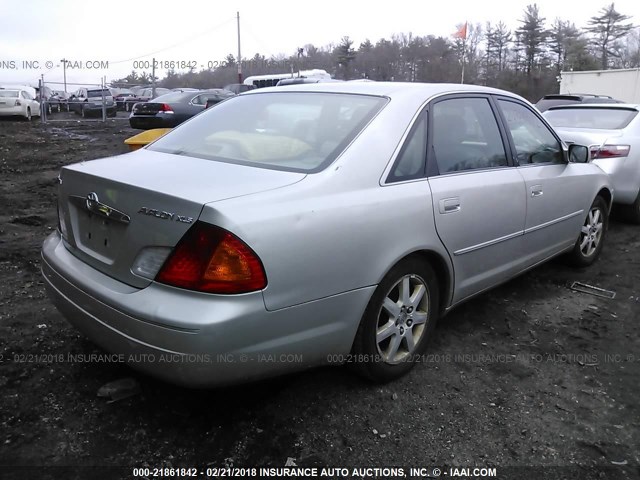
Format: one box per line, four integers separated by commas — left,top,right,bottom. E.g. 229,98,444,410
567,196,608,267
25,107,31,121
351,257,440,382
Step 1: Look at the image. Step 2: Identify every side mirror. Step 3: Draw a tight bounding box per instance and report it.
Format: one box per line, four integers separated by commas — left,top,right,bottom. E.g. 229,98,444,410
568,144,589,163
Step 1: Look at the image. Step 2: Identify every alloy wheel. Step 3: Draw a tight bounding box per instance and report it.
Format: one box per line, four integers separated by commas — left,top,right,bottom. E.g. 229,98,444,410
579,207,603,257
376,274,430,364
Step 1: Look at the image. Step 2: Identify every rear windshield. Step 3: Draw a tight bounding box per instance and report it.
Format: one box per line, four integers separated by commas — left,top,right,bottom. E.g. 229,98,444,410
148,92,388,173
152,92,190,103
0,90,19,97
544,108,638,129
87,89,111,98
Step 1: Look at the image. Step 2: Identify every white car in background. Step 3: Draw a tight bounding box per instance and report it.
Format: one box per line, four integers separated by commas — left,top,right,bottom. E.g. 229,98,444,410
0,86,41,121
544,104,640,223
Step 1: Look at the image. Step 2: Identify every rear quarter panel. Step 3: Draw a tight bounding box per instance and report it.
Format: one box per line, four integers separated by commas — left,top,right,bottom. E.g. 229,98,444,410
198,103,452,311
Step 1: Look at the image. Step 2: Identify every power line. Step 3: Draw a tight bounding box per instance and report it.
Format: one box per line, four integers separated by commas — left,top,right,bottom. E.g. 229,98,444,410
108,17,235,64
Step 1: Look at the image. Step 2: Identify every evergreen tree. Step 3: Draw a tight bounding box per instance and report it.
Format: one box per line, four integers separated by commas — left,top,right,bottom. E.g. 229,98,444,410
586,3,635,69
517,4,547,74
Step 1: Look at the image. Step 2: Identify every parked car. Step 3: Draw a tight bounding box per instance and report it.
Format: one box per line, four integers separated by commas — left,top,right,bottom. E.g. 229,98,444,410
535,93,623,112
223,83,256,94
111,89,135,110
42,83,611,387
0,87,40,120
50,91,71,112
544,103,640,223
68,87,117,117
36,85,59,115
203,89,235,109
276,77,342,86
129,89,234,129
171,87,199,92
49,91,69,112
123,87,171,112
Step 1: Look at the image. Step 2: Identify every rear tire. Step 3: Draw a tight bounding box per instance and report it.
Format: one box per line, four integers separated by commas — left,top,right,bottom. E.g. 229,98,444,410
25,107,31,121
351,257,439,383
566,196,608,267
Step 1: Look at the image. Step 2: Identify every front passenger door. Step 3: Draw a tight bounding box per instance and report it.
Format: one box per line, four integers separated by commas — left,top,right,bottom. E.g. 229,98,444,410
496,98,587,261
428,96,527,303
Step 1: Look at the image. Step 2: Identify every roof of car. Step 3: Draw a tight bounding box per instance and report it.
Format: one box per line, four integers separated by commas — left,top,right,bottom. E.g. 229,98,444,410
244,81,525,102
541,93,616,99
546,103,640,111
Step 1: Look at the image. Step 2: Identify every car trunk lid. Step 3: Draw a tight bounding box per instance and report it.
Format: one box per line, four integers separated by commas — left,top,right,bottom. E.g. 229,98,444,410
58,149,305,288
132,102,166,115
553,127,623,149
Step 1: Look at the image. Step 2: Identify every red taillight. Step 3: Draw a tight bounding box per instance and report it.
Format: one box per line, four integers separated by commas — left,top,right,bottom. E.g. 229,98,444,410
155,222,267,294
590,144,630,159
159,103,173,113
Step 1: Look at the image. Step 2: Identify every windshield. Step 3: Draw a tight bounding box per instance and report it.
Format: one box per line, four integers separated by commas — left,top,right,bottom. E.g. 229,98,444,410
0,90,19,97
148,92,387,173
544,107,638,129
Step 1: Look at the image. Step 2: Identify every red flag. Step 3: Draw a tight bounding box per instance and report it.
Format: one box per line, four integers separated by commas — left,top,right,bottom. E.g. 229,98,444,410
453,22,468,40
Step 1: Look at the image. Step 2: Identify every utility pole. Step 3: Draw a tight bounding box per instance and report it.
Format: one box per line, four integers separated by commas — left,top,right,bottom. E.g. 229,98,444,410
237,12,242,84
461,41,466,84
60,58,67,92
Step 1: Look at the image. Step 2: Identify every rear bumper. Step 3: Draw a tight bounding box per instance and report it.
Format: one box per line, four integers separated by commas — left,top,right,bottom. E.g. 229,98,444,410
129,115,177,130
41,231,371,387
0,105,26,116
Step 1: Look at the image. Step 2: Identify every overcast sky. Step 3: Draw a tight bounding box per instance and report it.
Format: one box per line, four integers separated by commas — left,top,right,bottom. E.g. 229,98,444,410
0,0,637,88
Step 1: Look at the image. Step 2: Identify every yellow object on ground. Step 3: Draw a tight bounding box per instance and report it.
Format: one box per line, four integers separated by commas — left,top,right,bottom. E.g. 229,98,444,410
124,128,172,151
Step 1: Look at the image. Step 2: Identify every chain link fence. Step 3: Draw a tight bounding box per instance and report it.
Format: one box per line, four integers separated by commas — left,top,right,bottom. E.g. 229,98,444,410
38,78,148,123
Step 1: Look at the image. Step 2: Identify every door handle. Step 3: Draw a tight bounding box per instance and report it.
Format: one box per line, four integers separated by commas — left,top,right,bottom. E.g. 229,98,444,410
530,185,543,197
439,197,461,214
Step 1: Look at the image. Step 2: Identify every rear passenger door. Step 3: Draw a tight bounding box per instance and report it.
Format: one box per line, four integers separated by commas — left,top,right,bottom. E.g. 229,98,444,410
495,98,586,261
427,95,527,303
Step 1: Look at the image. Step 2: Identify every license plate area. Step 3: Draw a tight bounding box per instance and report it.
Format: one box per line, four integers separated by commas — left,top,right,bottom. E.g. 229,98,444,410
71,207,127,263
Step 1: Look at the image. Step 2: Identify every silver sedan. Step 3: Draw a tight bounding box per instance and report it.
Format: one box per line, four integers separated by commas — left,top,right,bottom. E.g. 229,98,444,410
42,82,612,386
544,103,640,223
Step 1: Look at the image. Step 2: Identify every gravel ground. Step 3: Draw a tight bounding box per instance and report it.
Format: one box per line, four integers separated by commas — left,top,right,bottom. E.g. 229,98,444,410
0,116,638,480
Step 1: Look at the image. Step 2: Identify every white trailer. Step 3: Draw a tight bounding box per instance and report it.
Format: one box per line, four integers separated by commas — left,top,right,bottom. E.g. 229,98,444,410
559,68,640,103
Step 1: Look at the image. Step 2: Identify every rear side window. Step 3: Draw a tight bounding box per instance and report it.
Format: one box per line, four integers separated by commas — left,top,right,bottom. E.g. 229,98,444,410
388,113,427,182
498,99,563,165
0,90,19,98
431,97,508,173
544,108,638,130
